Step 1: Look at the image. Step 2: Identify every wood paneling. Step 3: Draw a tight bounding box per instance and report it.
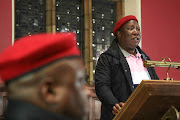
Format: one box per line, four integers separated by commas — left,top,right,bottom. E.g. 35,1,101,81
84,0,93,84
0,83,7,120
46,0,56,33
86,85,101,120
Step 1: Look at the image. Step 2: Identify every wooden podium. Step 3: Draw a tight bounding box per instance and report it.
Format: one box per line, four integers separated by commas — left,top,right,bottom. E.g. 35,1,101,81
113,80,180,120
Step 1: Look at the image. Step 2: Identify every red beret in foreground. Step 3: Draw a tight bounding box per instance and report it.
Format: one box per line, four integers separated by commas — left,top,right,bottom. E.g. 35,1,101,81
0,32,80,82
113,15,138,36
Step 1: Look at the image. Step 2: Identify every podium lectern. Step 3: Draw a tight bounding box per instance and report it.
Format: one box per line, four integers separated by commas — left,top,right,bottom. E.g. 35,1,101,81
113,80,180,120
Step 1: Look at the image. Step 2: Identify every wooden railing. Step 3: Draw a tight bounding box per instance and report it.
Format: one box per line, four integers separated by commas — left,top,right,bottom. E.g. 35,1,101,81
0,83,7,120
86,85,101,120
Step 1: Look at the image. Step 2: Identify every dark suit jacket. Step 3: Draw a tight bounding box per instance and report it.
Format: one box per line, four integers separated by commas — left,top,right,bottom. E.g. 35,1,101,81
3,99,74,120
95,40,159,120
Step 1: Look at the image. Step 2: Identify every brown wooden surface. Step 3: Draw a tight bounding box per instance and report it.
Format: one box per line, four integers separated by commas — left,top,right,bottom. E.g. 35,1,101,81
113,80,180,120
0,83,7,120
86,85,101,120
84,0,93,84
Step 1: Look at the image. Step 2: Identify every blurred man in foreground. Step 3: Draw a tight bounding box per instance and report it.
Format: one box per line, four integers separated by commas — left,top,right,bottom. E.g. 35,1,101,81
0,32,88,120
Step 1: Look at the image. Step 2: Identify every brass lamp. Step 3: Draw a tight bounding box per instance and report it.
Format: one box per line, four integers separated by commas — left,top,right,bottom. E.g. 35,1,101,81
143,58,180,80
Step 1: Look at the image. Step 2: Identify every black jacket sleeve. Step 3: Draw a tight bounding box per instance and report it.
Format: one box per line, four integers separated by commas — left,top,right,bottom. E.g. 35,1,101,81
95,53,119,105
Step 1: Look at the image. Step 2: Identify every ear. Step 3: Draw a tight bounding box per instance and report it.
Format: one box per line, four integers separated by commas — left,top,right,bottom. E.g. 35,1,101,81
116,30,121,38
40,77,58,104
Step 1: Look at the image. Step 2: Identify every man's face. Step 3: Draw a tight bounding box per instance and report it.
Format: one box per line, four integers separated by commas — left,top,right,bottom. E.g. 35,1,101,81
51,58,88,119
117,20,141,52
8,58,89,120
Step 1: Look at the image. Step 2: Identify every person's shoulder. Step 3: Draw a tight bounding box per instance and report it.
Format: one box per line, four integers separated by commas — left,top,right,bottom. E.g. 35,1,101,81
99,49,114,60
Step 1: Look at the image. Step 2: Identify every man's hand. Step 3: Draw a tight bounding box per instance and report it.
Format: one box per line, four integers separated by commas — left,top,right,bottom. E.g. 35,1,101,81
112,102,125,116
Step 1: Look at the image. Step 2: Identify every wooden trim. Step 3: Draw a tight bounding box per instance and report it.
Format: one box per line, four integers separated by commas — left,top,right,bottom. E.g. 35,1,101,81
84,0,93,84
46,0,56,33
116,0,125,21
0,83,7,119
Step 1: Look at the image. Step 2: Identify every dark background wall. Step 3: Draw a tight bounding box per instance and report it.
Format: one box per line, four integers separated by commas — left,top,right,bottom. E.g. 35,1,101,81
141,0,180,80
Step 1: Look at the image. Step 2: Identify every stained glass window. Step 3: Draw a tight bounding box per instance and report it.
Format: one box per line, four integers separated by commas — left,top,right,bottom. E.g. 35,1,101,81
15,0,46,40
14,0,118,84
92,0,116,74
56,0,84,54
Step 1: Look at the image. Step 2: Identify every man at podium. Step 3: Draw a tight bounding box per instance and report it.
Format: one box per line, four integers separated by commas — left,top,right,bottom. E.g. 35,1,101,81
95,15,159,120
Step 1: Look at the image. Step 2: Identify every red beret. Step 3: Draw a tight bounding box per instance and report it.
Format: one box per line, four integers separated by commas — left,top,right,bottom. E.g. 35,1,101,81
113,15,138,36
0,32,80,82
